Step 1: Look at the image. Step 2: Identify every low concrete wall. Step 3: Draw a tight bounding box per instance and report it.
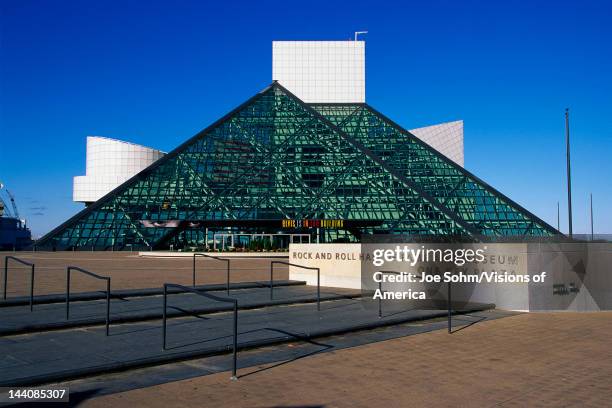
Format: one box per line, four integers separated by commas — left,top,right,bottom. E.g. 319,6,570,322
527,242,612,311
290,244,363,289
288,242,612,311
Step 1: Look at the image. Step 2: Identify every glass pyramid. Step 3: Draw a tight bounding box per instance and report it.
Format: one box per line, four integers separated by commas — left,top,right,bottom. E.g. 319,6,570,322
38,82,557,250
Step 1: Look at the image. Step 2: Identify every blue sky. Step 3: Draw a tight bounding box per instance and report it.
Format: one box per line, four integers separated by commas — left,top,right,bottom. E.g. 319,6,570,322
1,0,611,237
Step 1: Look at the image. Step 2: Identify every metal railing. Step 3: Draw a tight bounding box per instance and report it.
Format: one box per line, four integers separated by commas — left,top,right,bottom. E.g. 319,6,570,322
3,256,35,311
66,266,111,336
270,261,320,311
162,283,238,379
448,281,452,334
193,253,231,294
376,270,402,318
376,270,453,333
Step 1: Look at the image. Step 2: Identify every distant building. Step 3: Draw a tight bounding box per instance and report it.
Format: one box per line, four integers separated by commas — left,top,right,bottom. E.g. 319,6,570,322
0,217,31,250
0,185,32,250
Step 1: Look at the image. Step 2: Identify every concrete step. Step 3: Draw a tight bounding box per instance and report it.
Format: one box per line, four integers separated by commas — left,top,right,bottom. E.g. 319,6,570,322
0,297,494,387
0,279,305,307
0,285,361,335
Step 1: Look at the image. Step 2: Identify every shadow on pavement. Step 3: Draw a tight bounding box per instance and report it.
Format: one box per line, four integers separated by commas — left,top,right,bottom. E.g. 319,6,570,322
450,314,488,334
238,328,334,379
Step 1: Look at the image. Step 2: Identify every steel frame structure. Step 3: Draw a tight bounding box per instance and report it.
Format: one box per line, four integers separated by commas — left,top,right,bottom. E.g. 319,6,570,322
38,82,557,250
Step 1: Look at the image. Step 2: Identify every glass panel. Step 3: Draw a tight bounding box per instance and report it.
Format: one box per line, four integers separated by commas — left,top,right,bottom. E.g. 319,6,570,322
40,86,554,250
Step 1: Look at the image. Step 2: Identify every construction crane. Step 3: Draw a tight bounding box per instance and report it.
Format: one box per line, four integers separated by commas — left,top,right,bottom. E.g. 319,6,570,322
0,182,20,219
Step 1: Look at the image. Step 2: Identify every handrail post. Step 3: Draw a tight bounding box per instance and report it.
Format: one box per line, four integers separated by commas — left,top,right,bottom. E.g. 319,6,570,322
161,283,239,379
226,259,230,296
162,284,167,350
269,262,274,300
192,254,196,287
378,280,382,318
105,278,110,336
66,267,71,320
316,267,320,312
3,256,36,310
65,266,111,334
272,262,319,308
29,264,35,312
448,281,452,334
3,256,8,300
377,271,402,319
193,253,231,293
231,299,238,380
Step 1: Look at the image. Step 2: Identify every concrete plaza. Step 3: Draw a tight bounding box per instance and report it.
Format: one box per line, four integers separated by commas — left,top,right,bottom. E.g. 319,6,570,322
1,252,288,297
83,312,612,408
2,252,611,407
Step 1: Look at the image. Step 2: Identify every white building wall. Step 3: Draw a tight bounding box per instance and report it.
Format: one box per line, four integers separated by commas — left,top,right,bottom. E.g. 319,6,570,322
408,120,464,167
273,41,365,103
73,136,165,203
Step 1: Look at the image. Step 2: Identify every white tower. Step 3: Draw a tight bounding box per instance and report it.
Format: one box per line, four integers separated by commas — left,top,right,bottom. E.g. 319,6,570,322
273,40,365,103
73,136,165,204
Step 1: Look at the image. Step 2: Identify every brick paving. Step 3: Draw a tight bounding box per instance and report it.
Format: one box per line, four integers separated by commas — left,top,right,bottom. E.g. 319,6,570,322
83,312,612,408
1,252,287,297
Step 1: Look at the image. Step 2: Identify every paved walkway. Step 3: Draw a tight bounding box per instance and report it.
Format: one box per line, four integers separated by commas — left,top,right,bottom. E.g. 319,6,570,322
83,312,612,408
1,252,287,297
2,295,484,386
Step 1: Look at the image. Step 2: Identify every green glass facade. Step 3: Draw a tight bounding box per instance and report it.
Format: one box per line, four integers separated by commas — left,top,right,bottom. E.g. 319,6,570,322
37,82,557,250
